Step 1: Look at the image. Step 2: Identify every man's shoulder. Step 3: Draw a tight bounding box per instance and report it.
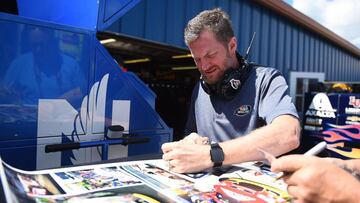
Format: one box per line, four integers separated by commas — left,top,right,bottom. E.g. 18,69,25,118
250,65,282,79
250,64,278,73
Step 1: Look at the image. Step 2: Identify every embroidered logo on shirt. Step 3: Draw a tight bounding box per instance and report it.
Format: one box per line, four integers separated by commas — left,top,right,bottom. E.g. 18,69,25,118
234,105,252,116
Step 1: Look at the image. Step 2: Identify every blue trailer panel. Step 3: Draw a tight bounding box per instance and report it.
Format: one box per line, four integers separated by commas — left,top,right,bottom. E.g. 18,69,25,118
0,0,172,170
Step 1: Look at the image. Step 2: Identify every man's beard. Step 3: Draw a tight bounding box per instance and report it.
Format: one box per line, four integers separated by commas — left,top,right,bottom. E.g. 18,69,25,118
204,53,233,84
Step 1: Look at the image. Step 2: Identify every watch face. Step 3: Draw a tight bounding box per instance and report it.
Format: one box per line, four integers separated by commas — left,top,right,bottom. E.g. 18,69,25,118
210,144,224,166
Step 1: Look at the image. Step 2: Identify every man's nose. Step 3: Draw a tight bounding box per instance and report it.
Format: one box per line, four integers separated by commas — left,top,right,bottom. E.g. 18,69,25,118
200,59,211,71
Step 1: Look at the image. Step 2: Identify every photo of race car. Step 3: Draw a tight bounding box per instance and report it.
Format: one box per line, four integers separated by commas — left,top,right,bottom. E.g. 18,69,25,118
191,177,290,203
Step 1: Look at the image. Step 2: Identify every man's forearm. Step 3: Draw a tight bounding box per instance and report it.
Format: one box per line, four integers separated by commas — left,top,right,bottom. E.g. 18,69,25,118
220,115,300,165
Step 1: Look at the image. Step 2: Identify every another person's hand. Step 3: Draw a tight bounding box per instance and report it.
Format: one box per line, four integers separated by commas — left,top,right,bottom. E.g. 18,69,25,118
161,139,212,173
271,155,360,203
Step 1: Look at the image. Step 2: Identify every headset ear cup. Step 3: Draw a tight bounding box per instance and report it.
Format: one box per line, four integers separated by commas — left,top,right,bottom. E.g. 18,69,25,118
219,69,242,99
200,53,252,100
200,80,212,95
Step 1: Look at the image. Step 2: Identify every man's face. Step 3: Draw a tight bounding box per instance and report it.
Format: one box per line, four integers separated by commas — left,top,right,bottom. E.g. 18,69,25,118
189,30,236,84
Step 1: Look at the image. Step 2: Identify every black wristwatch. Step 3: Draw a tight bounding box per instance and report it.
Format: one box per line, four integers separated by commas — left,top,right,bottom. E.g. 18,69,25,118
210,143,224,167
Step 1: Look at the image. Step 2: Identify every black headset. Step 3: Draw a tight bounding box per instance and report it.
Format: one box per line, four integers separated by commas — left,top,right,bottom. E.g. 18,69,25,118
200,53,252,100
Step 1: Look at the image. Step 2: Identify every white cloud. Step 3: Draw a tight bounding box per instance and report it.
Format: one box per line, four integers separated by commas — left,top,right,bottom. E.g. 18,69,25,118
292,0,360,47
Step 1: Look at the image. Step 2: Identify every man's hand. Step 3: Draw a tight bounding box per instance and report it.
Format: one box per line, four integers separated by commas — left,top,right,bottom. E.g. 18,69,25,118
161,138,213,173
182,132,209,144
271,155,360,203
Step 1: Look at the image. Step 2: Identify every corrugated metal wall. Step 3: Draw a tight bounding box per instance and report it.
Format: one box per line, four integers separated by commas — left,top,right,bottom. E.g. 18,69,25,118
107,0,360,82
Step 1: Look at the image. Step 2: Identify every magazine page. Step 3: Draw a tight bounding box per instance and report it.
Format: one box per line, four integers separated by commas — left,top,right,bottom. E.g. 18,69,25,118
224,162,289,191
1,157,53,203
0,157,14,203
200,162,291,202
49,165,142,194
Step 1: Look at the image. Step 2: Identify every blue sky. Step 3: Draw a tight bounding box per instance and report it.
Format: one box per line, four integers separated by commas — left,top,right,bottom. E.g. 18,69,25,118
283,0,360,48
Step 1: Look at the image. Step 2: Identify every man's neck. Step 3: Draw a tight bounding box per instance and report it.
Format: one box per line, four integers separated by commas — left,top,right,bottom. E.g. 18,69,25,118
234,52,244,69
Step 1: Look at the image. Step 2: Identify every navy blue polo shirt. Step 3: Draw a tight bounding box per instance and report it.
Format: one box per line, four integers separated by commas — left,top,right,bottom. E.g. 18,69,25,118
185,66,298,142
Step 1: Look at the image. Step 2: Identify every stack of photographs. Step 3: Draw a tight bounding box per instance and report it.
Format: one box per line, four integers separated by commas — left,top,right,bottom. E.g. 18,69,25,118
0,158,291,202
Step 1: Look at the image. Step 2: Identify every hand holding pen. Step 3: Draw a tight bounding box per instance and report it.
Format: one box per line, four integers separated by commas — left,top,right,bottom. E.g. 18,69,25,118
270,154,360,202
259,141,328,180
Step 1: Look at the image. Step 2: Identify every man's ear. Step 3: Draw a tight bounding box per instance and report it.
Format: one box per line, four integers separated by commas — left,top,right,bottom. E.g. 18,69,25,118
229,37,237,54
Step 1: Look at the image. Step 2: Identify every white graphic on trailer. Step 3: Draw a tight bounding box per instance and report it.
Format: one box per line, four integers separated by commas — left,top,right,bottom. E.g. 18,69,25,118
37,74,131,169
305,93,336,118
349,96,360,108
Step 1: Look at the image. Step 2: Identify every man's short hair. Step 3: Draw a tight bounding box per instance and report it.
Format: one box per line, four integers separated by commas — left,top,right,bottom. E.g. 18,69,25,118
184,8,235,46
